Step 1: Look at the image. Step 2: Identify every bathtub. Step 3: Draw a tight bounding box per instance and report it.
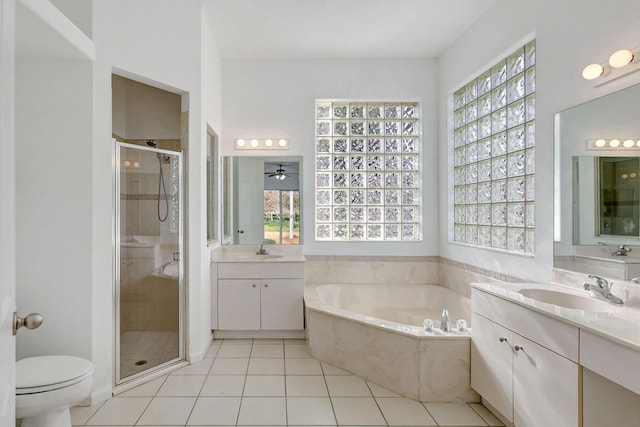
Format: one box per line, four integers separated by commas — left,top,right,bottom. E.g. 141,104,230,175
305,284,479,403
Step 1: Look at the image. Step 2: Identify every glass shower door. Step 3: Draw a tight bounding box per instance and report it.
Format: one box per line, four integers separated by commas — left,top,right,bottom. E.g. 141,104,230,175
115,142,184,384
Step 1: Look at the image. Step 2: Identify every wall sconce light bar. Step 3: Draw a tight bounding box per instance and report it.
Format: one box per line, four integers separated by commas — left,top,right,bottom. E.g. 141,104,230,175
582,45,640,85
586,139,640,150
234,138,289,150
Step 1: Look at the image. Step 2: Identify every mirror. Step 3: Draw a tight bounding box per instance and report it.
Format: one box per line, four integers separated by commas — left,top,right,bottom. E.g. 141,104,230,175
222,156,302,245
555,83,640,277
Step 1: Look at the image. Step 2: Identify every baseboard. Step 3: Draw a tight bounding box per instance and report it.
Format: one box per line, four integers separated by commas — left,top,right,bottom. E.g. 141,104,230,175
214,330,305,339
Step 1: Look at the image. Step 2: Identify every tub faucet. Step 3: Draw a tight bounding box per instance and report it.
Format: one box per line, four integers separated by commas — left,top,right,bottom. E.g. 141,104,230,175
256,243,268,255
583,274,623,304
440,308,451,332
612,245,632,256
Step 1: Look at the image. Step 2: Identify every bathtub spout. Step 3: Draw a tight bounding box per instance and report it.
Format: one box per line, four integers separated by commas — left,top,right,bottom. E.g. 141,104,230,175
440,309,451,332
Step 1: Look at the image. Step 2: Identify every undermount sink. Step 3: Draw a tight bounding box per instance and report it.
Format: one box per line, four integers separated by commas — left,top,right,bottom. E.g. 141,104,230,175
519,288,621,313
235,254,283,260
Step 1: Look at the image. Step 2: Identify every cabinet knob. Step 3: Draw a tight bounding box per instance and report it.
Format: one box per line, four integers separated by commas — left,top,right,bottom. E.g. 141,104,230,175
264,283,268,287
514,345,524,351
252,284,256,288
499,337,507,342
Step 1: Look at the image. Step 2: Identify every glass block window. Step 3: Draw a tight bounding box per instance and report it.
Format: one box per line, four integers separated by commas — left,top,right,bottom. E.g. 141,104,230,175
453,40,535,254
315,101,421,241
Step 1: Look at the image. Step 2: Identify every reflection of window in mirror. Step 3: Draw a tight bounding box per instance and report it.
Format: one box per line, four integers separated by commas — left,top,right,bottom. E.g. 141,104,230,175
206,129,219,244
598,157,640,237
264,190,300,244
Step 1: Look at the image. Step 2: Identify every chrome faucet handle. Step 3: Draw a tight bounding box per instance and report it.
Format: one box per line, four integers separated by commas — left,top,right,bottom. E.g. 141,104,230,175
587,274,609,289
631,277,640,284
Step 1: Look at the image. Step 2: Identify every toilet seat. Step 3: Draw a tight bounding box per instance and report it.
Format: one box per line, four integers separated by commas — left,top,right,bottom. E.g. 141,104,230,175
17,356,94,395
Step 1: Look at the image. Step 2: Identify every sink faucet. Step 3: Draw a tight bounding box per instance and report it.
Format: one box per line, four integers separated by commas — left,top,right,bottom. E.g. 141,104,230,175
612,244,632,256
583,274,624,304
256,243,268,255
440,308,451,332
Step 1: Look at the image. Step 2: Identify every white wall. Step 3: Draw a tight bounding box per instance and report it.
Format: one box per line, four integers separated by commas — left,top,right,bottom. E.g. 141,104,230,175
438,0,640,282
221,59,439,255
92,0,221,399
50,0,91,38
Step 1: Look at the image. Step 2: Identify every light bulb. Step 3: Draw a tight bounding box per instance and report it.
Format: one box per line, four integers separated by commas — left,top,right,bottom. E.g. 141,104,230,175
582,63,604,80
236,139,245,147
124,160,131,167
609,49,634,68
265,139,273,147
250,139,259,147
278,139,287,147
609,139,621,147
637,140,640,147
624,139,635,148
133,161,140,168
622,173,629,179
595,139,606,148
631,173,637,178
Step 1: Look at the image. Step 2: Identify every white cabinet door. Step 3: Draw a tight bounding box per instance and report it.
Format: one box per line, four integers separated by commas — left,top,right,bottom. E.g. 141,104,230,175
471,313,514,422
261,279,303,330
514,335,579,427
218,279,261,330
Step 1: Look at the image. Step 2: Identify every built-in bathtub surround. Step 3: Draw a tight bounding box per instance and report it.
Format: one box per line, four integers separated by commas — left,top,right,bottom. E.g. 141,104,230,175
438,258,524,298
305,283,479,403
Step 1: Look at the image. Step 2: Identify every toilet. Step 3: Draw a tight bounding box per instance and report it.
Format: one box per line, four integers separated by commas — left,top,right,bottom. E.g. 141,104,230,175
16,355,94,427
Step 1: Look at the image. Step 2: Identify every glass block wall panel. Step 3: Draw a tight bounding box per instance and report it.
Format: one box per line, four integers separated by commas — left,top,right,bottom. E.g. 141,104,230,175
315,101,421,241
452,40,535,254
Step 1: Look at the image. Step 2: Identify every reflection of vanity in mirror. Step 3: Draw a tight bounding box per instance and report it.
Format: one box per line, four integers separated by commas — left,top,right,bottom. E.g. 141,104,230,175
555,83,640,279
222,156,302,245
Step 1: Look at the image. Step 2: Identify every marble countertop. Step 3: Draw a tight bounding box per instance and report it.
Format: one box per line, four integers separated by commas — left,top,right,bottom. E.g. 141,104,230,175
471,282,640,352
212,253,306,263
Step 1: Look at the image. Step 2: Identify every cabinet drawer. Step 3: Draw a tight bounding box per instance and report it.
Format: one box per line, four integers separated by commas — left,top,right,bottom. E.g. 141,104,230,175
472,288,579,362
581,330,640,395
218,262,304,279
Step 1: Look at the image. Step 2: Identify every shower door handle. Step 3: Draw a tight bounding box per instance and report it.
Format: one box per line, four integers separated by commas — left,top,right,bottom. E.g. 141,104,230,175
173,252,180,262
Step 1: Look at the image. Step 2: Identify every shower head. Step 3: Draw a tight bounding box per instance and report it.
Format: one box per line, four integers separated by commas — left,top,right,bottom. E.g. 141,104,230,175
146,140,157,147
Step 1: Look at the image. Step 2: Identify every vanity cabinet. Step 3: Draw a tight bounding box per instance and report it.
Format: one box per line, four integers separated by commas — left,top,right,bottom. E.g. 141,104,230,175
214,262,304,337
471,288,580,427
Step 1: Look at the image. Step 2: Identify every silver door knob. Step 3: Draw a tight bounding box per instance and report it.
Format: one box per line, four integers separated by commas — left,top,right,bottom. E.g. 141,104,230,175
13,312,43,336
514,345,524,351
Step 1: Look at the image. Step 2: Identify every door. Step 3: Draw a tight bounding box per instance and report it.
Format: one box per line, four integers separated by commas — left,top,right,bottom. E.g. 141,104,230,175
218,279,261,330
261,279,303,330
513,335,579,427
471,313,513,422
115,143,184,383
235,157,265,243
0,0,15,425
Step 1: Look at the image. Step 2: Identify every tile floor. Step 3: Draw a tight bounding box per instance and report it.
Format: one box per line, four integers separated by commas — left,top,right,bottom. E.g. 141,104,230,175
120,331,180,378
72,339,504,427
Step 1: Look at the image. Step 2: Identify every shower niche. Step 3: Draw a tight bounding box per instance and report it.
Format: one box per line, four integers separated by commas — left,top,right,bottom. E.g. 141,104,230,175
113,74,186,384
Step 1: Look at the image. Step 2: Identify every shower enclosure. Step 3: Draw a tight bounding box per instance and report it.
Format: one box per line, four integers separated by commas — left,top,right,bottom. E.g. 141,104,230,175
115,142,184,384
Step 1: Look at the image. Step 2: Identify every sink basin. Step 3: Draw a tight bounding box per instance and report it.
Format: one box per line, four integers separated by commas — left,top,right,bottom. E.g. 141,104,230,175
235,254,283,260
519,288,621,313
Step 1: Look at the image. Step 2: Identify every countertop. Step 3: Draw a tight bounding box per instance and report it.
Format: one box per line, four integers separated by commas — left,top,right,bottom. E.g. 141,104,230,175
471,282,640,352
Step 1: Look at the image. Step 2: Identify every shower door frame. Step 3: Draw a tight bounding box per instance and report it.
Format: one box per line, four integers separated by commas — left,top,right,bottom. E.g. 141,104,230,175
113,141,186,386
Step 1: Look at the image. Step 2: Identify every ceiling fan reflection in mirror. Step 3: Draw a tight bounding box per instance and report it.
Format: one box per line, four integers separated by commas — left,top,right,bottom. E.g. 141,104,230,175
265,164,297,181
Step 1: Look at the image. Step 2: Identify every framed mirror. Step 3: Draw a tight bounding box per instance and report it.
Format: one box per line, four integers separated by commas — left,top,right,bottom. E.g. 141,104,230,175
222,156,302,245
554,83,640,278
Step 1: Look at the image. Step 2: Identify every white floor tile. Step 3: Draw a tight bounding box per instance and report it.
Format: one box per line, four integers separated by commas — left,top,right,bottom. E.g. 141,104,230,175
156,374,206,396
377,397,438,426
116,376,167,397
320,362,351,376
284,345,311,358
424,402,488,426
253,338,284,345
366,380,402,397
285,358,323,375
137,396,196,425
251,344,284,358
70,402,104,425
85,397,151,425
186,396,241,425
171,358,214,375
284,339,308,345
248,357,285,375
201,375,246,396
205,344,221,358
237,397,286,425
210,357,250,374
218,344,252,358
331,397,386,425
243,375,285,396
325,375,372,397
285,375,329,397
221,339,253,345
286,397,336,425
469,403,504,426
